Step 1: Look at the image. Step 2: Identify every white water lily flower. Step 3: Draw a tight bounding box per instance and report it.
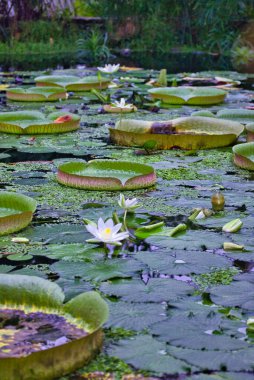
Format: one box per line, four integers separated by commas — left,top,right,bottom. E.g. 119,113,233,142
97,64,120,74
111,98,134,109
86,217,129,245
118,194,140,211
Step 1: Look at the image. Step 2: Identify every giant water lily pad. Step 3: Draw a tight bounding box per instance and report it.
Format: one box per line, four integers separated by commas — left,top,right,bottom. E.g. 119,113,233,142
148,87,226,105
6,86,68,102
110,117,244,150
57,160,156,190
35,75,110,91
0,274,108,380
233,142,254,170
246,123,254,141
192,109,254,124
0,111,80,134
0,192,37,236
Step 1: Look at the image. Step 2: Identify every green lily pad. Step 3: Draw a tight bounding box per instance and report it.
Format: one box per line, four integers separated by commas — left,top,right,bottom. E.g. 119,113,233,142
6,86,67,102
0,111,80,134
148,87,226,105
106,301,167,331
246,123,254,141
108,335,192,374
0,192,37,236
0,274,108,380
100,278,193,303
34,75,110,91
110,117,244,150
233,142,254,170
210,280,254,310
136,250,231,275
57,160,156,190
52,259,143,283
192,109,254,124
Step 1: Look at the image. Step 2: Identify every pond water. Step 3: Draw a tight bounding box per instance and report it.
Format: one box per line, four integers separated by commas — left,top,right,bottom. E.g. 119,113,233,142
0,65,254,380
0,51,233,72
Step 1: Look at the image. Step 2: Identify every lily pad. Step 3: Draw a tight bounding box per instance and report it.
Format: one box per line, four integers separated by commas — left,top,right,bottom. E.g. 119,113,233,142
57,160,156,190
6,86,68,102
110,117,244,150
246,123,254,141
0,274,108,380
0,192,37,236
148,87,226,105
0,111,80,134
233,142,254,170
34,75,110,91
192,109,254,124
103,104,137,113
100,278,193,303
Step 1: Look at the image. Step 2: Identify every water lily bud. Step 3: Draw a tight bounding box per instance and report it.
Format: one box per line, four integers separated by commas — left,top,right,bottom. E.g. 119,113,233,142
188,208,202,221
222,218,243,233
223,242,244,250
211,192,225,211
169,223,187,237
247,317,254,326
11,237,29,243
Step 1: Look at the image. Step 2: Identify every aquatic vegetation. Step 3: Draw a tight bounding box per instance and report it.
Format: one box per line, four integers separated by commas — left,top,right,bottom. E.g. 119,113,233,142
246,123,254,141
0,274,108,380
6,86,68,102
0,111,80,134
0,192,37,236
111,117,244,150
211,191,225,211
97,64,120,74
104,98,137,113
86,218,129,246
118,194,140,211
0,66,254,379
192,108,254,124
233,142,254,170
35,75,110,91
57,160,156,190
222,218,243,233
148,86,227,105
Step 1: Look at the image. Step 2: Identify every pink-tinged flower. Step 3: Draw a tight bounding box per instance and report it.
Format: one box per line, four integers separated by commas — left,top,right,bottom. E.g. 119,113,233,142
85,218,129,246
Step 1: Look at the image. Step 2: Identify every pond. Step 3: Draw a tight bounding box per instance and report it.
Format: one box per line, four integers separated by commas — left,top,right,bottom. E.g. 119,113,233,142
0,51,233,72
0,65,254,380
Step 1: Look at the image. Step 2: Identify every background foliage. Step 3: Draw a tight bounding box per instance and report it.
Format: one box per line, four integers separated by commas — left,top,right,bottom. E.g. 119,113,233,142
0,0,254,59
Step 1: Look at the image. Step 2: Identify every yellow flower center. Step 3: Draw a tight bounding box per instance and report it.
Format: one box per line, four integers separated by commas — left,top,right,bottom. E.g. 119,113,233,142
103,228,112,235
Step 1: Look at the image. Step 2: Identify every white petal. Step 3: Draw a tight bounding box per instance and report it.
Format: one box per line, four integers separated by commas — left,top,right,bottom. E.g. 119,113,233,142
85,224,97,235
105,218,114,229
111,223,122,234
98,217,105,230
